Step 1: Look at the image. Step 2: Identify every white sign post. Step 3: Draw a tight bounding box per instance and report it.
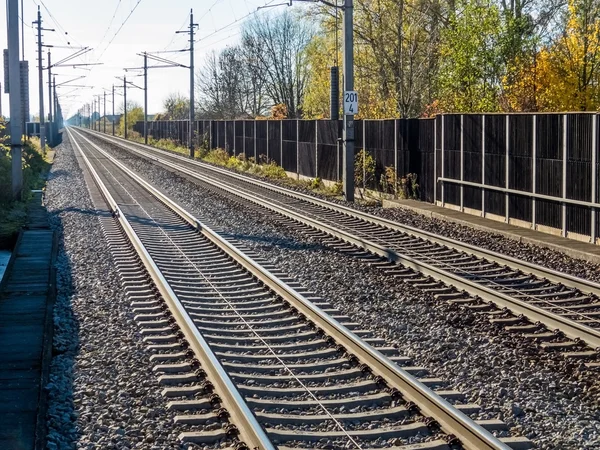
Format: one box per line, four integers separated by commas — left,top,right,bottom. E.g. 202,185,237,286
344,91,358,115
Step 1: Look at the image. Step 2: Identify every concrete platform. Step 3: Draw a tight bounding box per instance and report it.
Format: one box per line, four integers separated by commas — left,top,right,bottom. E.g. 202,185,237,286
0,192,57,450
382,198,600,264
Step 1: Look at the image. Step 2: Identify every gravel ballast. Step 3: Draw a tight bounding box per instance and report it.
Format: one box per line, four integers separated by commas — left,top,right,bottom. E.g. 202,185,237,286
94,139,600,450
44,137,199,449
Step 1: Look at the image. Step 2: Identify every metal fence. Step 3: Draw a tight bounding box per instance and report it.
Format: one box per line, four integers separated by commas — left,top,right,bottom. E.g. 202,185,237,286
134,119,432,197
134,113,600,244
435,113,600,243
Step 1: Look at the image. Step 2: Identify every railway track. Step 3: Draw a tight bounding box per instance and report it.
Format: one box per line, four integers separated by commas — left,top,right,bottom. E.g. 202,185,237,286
77,128,600,363
67,126,532,449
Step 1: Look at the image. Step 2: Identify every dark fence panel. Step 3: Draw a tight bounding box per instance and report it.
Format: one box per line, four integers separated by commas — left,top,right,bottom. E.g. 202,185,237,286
508,115,533,222
225,121,234,154
415,119,434,203
298,120,316,178
244,120,255,159
535,114,562,229
256,121,268,161
267,120,281,165
281,120,297,173
317,120,340,181
234,120,243,155
483,114,506,217
443,115,461,207
462,115,482,211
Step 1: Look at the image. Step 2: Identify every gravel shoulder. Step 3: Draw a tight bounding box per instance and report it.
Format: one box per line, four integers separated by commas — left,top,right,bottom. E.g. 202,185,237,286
99,142,600,450
185,155,600,284
44,137,194,449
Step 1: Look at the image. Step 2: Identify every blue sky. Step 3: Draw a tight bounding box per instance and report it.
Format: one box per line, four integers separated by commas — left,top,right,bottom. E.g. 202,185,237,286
0,0,289,118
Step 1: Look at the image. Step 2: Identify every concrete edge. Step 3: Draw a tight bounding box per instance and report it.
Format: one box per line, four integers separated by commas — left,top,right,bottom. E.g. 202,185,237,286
0,231,24,294
382,200,600,265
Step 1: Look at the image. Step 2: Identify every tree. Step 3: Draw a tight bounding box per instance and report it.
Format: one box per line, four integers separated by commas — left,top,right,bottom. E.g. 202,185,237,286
118,101,143,136
161,92,189,120
242,11,314,118
196,46,267,119
437,0,504,112
503,0,600,111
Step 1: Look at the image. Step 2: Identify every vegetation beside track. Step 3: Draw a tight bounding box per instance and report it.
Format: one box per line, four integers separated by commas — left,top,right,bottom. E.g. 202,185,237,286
126,134,346,198
0,121,52,249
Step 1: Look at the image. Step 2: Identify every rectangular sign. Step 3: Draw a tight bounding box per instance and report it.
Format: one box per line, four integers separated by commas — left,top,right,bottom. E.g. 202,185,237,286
344,91,358,115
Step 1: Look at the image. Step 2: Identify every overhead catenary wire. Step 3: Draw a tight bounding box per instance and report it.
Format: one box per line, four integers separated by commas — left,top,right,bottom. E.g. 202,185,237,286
194,0,277,44
95,0,144,63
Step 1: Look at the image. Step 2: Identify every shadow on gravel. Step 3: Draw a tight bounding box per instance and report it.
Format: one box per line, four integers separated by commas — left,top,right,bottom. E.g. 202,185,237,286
46,169,70,182
44,208,81,448
220,231,332,253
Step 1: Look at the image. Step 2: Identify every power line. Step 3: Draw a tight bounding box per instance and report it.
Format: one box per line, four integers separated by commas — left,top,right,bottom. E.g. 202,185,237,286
95,0,144,62
161,12,190,51
38,0,81,46
96,0,123,49
195,0,277,44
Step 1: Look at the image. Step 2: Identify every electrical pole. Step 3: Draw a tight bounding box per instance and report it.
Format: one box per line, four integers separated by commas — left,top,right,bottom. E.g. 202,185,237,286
20,0,24,60
112,84,115,136
143,52,148,144
123,76,127,139
104,90,106,133
176,9,197,157
342,0,355,201
189,9,195,157
34,6,46,150
53,76,57,127
47,51,52,123
7,0,23,199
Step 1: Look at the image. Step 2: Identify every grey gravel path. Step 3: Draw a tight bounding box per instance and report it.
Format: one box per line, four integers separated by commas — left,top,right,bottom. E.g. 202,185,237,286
100,144,600,450
194,159,600,283
44,138,202,449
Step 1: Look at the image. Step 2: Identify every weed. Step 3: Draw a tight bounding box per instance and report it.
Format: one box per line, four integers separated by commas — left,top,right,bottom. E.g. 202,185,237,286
354,149,376,199
309,177,323,189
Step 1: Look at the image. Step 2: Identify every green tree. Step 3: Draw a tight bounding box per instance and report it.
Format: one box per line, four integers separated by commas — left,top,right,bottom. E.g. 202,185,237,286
438,0,504,112
118,102,144,136
161,93,190,120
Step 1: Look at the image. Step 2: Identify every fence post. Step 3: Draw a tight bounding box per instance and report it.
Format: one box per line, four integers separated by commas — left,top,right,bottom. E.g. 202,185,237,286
481,115,485,217
224,121,228,153
434,117,437,204
394,119,398,198
315,120,318,179
592,114,597,244
562,114,568,237
254,120,257,160
363,120,367,192
296,120,300,179
441,115,445,206
266,120,269,161
233,121,236,155
281,120,284,168
243,121,246,157
460,114,464,212
532,115,537,229
505,115,510,223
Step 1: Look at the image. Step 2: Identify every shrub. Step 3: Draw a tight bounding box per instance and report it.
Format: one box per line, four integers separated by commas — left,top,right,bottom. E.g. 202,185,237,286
354,149,376,198
204,148,230,165
261,162,287,179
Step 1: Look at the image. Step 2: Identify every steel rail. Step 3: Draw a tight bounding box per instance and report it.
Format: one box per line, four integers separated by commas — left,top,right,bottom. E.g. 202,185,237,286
70,126,513,450
67,127,275,450
81,128,600,298
78,128,600,350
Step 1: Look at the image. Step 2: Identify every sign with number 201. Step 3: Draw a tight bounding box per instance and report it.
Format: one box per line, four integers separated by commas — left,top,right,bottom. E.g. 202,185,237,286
344,91,358,115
